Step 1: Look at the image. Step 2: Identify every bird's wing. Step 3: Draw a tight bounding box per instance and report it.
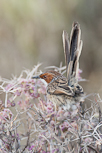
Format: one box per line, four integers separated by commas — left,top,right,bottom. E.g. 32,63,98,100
53,85,74,96
47,77,74,96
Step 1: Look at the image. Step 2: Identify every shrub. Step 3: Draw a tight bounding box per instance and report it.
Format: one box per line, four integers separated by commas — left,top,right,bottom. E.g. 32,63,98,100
0,64,101,153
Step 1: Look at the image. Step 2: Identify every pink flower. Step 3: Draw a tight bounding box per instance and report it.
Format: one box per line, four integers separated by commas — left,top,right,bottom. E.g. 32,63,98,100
15,89,21,96
52,149,59,153
60,121,69,132
7,99,15,107
50,120,55,126
29,145,34,151
38,86,46,95
0,109,13,123
46,105,54,113
5,84,13,91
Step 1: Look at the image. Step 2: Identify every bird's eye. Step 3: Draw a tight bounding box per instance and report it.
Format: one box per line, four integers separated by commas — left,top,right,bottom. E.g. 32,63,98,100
43,75,46,79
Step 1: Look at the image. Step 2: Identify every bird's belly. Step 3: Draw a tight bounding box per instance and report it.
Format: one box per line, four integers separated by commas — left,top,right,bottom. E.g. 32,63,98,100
47,94,80,110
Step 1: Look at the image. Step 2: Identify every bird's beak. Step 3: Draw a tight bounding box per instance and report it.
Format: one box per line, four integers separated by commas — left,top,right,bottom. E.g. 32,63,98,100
32,76,40,79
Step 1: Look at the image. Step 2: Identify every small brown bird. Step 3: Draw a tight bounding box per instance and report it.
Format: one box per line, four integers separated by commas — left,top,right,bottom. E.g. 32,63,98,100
32,22,83,110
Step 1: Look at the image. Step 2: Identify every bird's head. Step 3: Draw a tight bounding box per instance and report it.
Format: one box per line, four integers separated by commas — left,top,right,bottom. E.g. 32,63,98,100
32,70,61,83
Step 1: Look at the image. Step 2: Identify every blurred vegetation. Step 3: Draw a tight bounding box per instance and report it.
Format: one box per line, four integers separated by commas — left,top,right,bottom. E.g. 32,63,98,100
0,0,102,97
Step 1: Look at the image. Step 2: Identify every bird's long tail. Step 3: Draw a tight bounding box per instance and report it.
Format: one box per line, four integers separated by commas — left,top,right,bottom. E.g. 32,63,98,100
62,22,83,86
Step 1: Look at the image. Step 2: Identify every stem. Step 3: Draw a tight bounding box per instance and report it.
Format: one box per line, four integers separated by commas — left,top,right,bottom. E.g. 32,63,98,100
5,92,8,108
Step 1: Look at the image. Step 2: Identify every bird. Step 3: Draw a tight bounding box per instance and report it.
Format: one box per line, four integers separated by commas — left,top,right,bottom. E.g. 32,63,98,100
32,22,84,110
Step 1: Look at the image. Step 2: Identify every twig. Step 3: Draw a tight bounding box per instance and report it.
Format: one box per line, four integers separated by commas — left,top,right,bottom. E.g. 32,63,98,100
21,132,30,153
87,145,99,153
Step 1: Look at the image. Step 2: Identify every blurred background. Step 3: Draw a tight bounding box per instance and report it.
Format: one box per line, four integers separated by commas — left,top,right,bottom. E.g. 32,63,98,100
0,0,102,98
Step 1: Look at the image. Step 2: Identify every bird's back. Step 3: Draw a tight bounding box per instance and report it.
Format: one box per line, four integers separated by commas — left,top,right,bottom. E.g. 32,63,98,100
47,74,83,109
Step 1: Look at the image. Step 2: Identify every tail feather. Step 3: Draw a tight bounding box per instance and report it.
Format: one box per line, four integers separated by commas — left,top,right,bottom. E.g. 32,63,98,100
70,22,80,61
62,22,82,85
74,40,83,80
62,31,70,76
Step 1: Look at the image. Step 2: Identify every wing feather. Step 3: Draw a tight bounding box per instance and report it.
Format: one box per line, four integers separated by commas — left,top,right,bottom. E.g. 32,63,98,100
53,87,74,96
47,77,74,96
